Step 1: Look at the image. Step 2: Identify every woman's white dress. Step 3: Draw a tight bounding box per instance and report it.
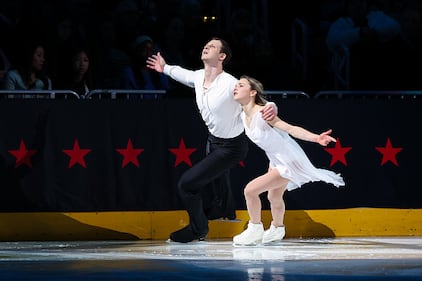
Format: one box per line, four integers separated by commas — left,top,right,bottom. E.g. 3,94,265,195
242,111,345,191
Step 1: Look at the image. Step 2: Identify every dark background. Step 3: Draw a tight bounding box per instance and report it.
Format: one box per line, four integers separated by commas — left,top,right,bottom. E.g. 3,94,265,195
1,0,421,96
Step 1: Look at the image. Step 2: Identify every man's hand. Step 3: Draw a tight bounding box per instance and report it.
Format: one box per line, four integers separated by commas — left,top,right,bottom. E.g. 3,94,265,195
260,102,278,121
146,52,166,73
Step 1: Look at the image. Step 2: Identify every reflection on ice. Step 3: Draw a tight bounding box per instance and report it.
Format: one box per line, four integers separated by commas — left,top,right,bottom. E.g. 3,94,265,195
0,237,422,261
0,238,421,281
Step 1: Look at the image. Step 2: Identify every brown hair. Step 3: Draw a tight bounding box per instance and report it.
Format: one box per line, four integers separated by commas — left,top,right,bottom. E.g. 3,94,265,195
240,75,268,106
211,37,232,66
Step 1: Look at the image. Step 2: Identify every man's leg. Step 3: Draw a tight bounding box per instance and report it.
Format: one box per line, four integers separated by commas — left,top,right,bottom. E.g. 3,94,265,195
170,134,248,242
203,171,236,220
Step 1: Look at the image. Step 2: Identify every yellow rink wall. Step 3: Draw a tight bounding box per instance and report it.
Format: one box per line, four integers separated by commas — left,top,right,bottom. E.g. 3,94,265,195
0,208,421,241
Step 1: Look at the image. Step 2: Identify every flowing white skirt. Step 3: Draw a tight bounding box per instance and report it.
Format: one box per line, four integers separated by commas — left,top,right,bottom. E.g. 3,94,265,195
242,112,345,191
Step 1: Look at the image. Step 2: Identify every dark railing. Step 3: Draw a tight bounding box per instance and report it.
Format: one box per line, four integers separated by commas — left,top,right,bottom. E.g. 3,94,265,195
0,90,80,99
1,89,422,100
314,90,422,99
85,89,166,100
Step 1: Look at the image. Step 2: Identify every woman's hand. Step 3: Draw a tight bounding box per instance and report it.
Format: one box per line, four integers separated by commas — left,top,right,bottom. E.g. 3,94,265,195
316,129,336,146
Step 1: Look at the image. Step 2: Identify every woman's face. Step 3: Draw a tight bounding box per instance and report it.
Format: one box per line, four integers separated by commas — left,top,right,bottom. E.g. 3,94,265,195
72,51,89,75
233,78,254,104
31,46,45,72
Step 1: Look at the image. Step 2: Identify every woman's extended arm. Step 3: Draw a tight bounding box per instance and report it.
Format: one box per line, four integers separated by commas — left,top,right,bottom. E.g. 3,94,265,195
269,116,336,146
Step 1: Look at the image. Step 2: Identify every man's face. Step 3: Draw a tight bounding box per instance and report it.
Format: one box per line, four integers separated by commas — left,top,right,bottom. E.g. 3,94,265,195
201,39,223,62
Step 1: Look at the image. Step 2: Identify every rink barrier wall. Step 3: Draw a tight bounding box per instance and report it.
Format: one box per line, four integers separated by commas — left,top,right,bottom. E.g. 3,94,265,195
0,208,421,241
1,93,422,241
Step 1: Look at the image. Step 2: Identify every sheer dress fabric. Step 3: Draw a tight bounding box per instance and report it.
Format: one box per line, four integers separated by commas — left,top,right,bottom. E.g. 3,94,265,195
242,111,345,191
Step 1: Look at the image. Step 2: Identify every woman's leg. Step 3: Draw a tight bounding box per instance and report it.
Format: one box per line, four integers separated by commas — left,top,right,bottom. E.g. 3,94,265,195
244,168,289,224
267,185,287,227
233,168,288,245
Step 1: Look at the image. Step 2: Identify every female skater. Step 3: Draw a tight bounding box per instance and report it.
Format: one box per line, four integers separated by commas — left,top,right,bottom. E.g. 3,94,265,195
232,75,345,246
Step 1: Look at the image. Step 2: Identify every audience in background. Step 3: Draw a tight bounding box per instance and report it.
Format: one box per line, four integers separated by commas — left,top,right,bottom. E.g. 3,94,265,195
326,0,401,53
88,15,130,89
2,40,52,91
325,0,402,89
0,0,24,68
0,48,11,88
48,15,79,87
155,15,195,96
395,1,422,89
119,35,169,98
55,47,94,97
0,0,421,96
224,8,275,88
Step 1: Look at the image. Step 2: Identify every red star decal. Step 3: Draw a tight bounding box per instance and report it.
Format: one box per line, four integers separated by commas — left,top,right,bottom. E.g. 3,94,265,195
63,139,92,168
169,138,197,167
8,139,37,168
324,138,352,167
116,138,144,168
375,137,403,166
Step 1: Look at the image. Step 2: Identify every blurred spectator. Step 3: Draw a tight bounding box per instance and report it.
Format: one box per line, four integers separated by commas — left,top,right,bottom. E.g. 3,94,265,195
156,15,196,95
2,41,51,91
119,35,169,98
326,0,401,51
88,15,130,89
325,0,402,89
113,0,144,49
157,16,190,66
156,0,206,59
0,0,23,66
313,0,348,91
224,8,274,87
0,48,11,87
48,16,78,86
54,47,94,97
399,1,422,53
395,1,422,89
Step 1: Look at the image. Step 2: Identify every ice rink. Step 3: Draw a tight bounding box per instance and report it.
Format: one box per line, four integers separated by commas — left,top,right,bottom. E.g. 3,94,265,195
0,237,422,280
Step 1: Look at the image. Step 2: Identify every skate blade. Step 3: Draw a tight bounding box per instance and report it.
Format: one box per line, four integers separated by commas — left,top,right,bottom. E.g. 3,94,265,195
166,238,207,244
261,241,284,246
211,218,241,222
232,242,261,247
